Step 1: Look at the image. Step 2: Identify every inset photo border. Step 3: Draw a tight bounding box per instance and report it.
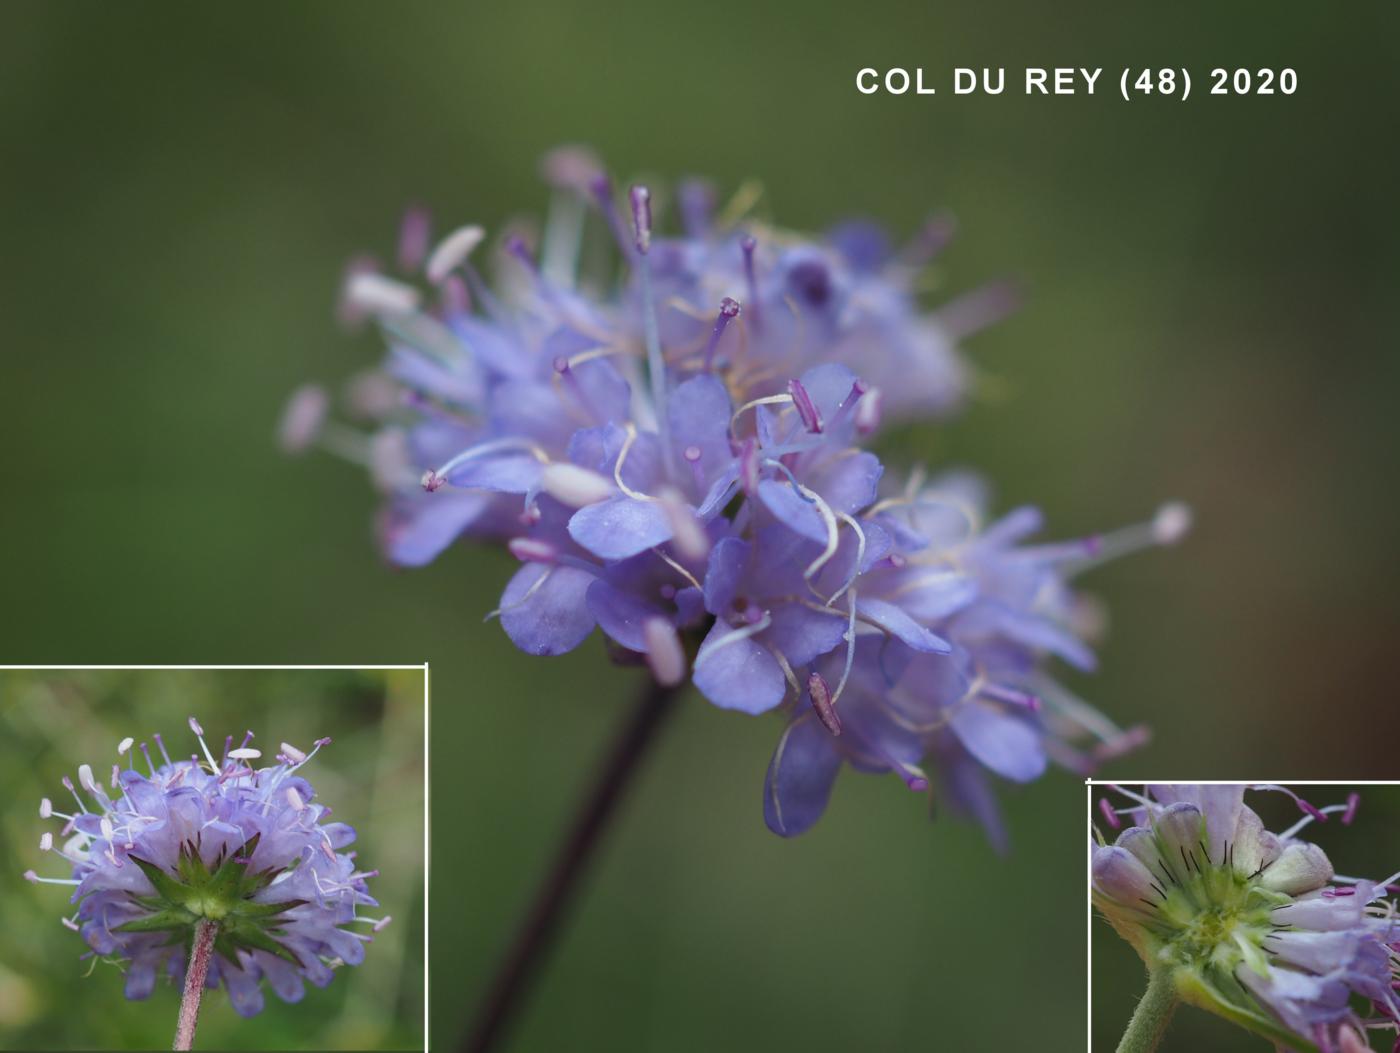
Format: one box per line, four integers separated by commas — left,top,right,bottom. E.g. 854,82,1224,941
0,665,428,1052
1087,781,1400,1052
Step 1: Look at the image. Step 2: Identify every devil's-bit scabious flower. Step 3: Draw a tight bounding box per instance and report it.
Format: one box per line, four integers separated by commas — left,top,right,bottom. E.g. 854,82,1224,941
1092,784,1400,1052
288,146,1187,839
25,720,384,1017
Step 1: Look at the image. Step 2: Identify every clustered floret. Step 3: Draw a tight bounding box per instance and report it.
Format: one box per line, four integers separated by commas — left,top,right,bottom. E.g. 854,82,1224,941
1093,784,1400,1052
288,146,1187,840
26,720,384,1016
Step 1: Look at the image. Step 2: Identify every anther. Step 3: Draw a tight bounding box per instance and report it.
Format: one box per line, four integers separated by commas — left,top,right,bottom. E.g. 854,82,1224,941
854,387,883,436
78,764,98,795
39,798,52,819
343,271,421,316
643,617,686,687
426,225,486,285
228,748,261,761
117,737,134,756
40,832,53,851
1343,792,1360,825
807,673,842,736
788,379,823,433
281,742,307,765
1099,797,1122,830
1152,502,1193,546
540,463,615,507
421,469,445,493
508,537,558,564
286,787,306,811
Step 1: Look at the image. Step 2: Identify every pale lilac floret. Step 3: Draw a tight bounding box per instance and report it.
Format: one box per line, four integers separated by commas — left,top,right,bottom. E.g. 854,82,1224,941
26,723,382,1017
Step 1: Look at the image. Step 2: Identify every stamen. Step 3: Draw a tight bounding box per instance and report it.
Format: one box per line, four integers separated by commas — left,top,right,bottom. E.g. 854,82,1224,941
153,733,172,766
807,672,842,735
280,742,307,765
658,491,710,562
425,225,486,285
228,748,261,761
702,297,741,371
504,233,538,274
116,737,134,756
854,387,882,436
642,617,686,687
62,776,87,814
539,463,615,507
430,437,549,489
827,512,867,606
828,590,860,708
397,205,431,273
24,871,80,886
788,378,823,433
188,717,220,771
39,798,52,819
1343,792,1361,825
1099,797,1122,830
40,831,53,851
631,185,671,463
343,271,421,316
825,379,867,433
78,764,99,796
508,537,558,564
286,787,306,811
935,279,1021,340
1063,503,1194,575
980,683,1042,712
61,916,80,931
693,613,773,668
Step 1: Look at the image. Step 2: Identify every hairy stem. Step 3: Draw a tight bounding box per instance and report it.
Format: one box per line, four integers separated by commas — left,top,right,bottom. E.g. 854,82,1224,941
1117,967,1178,1053
463,677,682,1053
173,918,217,1051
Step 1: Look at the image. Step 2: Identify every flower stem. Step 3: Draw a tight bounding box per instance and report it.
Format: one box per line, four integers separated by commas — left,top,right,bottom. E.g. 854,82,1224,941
173,918,217,1051
1117,968,1178,1053
463,676,682,1053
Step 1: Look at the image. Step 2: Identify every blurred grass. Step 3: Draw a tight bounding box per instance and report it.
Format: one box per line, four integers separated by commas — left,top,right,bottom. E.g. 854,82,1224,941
1092,786,1400,1051
0,3,1397,1051
0,668,425,1051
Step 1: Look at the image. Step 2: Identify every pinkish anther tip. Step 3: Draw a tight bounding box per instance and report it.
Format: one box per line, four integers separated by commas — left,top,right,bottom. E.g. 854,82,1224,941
187,716,203,736
1342,792,1360,825
421,470,444,493
908,777,930,793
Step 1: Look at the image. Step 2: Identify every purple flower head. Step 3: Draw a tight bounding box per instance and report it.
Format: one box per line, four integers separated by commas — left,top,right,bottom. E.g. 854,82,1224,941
1092,784,1400,1052
288,149,1187,838
25,721,384,1017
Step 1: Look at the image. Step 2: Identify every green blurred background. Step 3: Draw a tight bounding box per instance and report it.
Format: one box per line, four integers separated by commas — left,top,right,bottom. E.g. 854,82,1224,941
0,668,425,1050
1092,785,1400,1050
2,3,1397,1051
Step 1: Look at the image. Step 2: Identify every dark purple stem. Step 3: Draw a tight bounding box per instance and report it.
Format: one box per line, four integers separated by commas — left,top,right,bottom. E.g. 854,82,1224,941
173,918,217,1051
463,677,682,1053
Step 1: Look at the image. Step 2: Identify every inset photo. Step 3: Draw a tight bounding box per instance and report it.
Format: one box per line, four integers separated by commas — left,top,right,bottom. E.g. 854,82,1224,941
1090,783,1400,1052
0,666,427,1052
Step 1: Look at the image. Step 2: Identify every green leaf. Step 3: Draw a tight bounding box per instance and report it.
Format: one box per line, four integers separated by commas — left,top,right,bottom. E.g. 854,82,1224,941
233,898,306,919
223,919,303,968
114,908,195,934
127,855,191,907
